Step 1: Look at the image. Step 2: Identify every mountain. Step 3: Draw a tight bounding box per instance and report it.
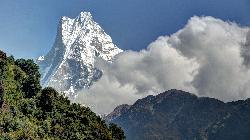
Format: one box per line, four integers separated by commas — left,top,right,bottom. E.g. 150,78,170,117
0,50,125,139
106,89,250,140
37,12,122,98
105,104,131,122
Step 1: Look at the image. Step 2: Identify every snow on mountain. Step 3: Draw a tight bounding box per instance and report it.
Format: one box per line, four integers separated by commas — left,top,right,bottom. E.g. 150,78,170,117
37,12,123,99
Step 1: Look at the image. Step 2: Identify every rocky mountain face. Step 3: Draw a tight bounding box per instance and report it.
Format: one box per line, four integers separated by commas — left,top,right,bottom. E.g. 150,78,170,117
106,89,250,140
105,104,131,122
37,12,122,98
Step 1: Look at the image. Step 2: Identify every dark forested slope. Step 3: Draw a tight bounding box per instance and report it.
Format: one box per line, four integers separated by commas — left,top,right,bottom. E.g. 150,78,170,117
0,50,125,140
107,89,250,140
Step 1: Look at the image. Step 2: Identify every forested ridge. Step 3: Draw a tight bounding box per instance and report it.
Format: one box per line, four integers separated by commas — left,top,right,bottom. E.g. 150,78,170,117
0,50,125,140
108,90,250,140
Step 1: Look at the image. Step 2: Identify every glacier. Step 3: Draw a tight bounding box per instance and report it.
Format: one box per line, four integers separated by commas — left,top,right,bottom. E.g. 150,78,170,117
37,12,123,99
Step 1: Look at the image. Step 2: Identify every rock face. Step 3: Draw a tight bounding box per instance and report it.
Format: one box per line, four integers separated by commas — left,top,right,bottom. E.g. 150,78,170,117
105,104,131,122
107,89,250,140
37,12,122,98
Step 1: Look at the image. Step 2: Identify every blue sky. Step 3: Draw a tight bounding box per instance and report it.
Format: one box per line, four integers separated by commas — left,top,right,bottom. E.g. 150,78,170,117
0,0,250,59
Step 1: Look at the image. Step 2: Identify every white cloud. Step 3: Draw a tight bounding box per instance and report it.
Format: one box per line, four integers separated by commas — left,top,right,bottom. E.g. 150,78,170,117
75,16,250,114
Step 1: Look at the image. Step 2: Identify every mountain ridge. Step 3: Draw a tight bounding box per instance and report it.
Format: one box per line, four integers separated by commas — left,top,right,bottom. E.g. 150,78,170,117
106,89,250,140
37,12,122,98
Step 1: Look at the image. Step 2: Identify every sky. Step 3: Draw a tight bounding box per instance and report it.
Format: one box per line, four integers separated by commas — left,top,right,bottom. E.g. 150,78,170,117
0,0,250,59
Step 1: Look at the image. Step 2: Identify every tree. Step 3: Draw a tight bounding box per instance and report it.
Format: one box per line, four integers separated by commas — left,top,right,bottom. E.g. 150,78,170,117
15,59,41,98
38,87,58,113
0,50,6,60
0,80,4,107
0,51,6,108
109,123,126,140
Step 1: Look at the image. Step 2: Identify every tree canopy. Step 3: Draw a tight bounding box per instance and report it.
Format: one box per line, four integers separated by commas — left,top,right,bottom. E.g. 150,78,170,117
0,50,125,140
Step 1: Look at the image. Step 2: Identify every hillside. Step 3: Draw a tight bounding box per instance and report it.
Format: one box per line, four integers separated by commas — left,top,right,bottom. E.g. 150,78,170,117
106,89,250,140
0,50,125,140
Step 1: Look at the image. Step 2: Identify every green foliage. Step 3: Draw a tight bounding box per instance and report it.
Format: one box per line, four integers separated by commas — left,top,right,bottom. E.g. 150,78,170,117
109,123,126,140
38,87,58,113
15,59,41,98
0,50,125,140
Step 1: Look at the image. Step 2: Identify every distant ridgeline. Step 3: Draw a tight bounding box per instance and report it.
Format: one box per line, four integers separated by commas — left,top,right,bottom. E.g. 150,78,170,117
0,50,125,140
106,89,250,140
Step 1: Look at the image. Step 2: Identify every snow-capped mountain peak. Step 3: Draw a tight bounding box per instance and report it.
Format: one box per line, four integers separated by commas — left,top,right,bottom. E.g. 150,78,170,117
37,12,122,99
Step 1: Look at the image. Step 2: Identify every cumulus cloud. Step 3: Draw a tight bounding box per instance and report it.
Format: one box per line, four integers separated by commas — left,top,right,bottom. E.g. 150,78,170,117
76,42,198,113
169,16,250,101
241,31,250,66
76,16,250,114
